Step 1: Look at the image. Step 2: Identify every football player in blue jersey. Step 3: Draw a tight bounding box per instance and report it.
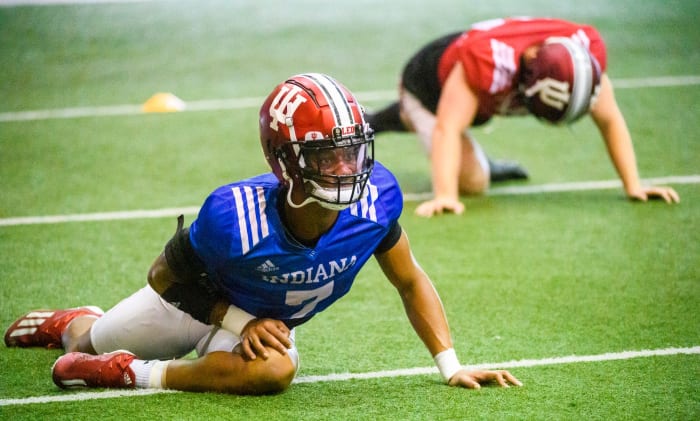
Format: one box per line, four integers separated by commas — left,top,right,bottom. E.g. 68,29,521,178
5,74,521,394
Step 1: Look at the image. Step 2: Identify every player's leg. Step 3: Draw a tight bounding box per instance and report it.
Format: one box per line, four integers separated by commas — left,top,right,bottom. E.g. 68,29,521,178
4,306,103,349
457,132,491,194
53,284,215,389
53,285,299,395
365,101,407,133
398,89,437,154
457,133,529,192
153,324,299,394
158,325,300,394
400,90,490,194
86,284,213,360
53,345,297,395
163,348,296,395
62,314,100,353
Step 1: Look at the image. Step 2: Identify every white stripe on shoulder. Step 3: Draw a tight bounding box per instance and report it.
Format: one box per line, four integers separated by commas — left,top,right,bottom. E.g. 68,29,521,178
243,186,260,246
256,186,269,238
231,186,269,254
367,183,378,221
349,181,378,222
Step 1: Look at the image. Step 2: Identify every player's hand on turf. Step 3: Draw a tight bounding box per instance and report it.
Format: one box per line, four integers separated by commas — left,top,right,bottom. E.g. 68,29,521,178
415,197,465,217
627,186,680,204
240,318,292,360
448,369,522,389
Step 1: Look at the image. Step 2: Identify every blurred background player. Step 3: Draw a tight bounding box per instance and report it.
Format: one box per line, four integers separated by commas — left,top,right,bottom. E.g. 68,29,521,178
366,17,680,217
5,73,521,395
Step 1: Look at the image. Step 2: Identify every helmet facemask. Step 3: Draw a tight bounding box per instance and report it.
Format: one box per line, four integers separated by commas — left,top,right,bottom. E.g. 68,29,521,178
279,123,374,210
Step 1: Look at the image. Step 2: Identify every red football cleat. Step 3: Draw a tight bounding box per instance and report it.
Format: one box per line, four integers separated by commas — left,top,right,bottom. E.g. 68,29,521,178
4,306,104,349
52,351,136,389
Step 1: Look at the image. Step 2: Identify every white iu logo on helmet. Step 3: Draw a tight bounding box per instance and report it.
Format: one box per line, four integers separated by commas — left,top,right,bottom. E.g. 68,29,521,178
268,85,307,140
523,77,571,111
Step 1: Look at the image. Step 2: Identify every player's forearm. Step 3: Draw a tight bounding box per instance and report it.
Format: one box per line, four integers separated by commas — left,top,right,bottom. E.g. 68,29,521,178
430,128,461,200
592,75,642,195
401,278,454,356
602,120,641,194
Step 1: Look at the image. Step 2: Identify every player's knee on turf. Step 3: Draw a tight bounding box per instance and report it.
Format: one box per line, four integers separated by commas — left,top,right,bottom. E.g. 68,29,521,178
257,349,297,393
458,165,489,195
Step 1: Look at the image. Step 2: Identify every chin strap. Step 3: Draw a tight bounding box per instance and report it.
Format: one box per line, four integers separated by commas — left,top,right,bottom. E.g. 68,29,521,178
284,177,351,211
280,158,352,211
277,153,366,211
285,177,317,209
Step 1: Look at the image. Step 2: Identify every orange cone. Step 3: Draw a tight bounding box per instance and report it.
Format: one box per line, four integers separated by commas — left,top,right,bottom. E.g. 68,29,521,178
142,93,186,113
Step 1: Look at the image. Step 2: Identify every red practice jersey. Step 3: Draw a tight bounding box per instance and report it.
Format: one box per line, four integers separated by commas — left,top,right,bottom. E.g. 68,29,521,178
437,17,607,122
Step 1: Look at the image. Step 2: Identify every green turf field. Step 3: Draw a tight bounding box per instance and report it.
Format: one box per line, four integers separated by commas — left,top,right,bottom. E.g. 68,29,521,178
1,0,698,419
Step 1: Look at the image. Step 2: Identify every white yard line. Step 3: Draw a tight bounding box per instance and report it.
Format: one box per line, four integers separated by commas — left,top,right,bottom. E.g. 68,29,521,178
611,75,700,89
294,346,700,383
0,206,201,227
0,175,697,227
1,345,698,406
404,174,700,201
0,0,153,5
1,76,699,122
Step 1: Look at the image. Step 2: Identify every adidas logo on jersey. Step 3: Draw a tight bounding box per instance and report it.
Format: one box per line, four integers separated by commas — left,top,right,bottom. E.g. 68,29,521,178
256,259,279,273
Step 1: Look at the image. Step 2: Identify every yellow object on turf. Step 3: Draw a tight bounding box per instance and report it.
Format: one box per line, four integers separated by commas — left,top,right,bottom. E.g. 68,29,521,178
142,93,186,113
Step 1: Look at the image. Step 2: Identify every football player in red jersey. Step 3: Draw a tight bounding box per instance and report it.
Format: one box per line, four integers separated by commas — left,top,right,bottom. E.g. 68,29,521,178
366,17,680,217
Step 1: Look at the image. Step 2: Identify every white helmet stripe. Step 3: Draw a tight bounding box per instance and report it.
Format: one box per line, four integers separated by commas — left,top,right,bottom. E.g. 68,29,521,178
300,73,355,127
549,37,593,122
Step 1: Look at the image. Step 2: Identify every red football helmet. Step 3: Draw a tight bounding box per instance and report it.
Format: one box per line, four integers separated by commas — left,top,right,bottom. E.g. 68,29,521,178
259,73,374,210
520,37,602,124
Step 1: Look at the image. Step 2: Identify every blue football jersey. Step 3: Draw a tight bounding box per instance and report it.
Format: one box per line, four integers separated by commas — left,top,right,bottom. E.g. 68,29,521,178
189,162,403,327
